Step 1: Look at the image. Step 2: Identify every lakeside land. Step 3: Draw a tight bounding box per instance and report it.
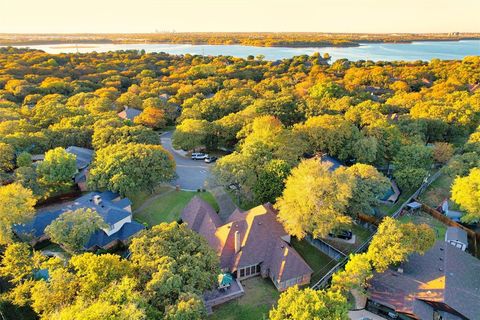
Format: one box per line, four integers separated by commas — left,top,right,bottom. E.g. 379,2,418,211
1,32,480,48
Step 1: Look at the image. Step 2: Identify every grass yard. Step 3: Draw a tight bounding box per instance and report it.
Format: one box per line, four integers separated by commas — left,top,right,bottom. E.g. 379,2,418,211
418,173,453,208
291,238,336,284
132,187,219,226
399,211,447,240
209,277,280,320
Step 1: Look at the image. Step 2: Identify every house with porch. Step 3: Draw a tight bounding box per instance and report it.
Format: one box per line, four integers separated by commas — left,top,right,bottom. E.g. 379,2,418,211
181,197,312,291
14,191,145,250
366,241,480,320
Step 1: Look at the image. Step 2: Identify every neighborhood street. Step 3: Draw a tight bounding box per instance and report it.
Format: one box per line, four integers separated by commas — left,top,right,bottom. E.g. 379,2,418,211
160,131,212,191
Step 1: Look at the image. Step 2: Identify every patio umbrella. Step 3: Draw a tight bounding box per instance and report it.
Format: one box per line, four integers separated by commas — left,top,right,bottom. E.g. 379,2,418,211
218,273,233,286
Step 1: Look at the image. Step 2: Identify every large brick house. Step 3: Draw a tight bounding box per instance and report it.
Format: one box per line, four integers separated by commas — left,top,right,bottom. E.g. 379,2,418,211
181,197,312,291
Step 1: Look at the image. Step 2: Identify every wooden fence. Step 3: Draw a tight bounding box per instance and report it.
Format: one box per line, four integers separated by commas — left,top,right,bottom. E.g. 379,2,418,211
420,202,479,254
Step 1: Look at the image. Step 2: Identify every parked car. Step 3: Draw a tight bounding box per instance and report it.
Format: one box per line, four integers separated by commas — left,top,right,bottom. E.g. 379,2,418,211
204,156,218,163
191,153,208,160
328,230,353,240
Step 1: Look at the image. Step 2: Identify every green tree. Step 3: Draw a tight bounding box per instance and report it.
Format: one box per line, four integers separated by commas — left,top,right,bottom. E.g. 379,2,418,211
252,159,290,204
393,144,433,190
88,143,176,196
0,243,45,285
331,253,372,293
294,114,359,161
164,293,206,320
14,166,43,197
0,183,36,244
92,124,159,150
45,208,106,253
443,152,479,178
275,159,353,239
432,142,454,164
367,217,435,272
172,119,211,151
129,222,219,314
37,147,77,189
270,286,349,320
0,142,15,172
16,151,32,168
451,168,480,223
341,164,390,217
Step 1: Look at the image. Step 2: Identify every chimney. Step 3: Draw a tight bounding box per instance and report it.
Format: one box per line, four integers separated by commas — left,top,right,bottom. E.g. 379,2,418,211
234,231,241,253
93,195,102,206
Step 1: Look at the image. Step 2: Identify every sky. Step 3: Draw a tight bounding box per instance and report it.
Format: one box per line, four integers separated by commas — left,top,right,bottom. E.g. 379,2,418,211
0,0,479,34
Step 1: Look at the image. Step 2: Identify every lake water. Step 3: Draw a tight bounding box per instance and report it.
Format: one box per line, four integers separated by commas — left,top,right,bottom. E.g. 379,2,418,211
9,40,480,61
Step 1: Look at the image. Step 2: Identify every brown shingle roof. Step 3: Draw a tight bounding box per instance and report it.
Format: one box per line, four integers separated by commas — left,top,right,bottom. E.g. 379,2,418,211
182,198,312,284
368,241,480,319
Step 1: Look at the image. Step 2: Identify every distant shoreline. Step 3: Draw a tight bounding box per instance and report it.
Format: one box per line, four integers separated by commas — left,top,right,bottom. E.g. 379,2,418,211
1,33,479,48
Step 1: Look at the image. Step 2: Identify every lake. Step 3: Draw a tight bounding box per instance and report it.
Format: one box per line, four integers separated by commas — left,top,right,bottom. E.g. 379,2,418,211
8,40,480,61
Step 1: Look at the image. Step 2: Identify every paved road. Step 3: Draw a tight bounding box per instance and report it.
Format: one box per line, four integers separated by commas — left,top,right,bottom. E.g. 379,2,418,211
160,131,212,191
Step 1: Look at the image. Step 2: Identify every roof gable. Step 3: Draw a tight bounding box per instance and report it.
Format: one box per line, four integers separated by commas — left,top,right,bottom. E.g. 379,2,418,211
182,198,312,283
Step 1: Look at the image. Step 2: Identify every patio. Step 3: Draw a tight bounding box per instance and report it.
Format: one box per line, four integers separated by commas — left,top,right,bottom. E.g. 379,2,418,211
204,278,245,314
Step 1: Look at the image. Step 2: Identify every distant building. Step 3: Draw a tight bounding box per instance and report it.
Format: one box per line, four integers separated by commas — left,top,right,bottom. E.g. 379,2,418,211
445,227,468,251
14,191,144,250
367,241,480,320
181,197,312,291
118,106,142,121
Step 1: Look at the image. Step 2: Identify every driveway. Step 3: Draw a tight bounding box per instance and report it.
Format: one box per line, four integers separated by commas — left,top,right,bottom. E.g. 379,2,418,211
160,131,212,191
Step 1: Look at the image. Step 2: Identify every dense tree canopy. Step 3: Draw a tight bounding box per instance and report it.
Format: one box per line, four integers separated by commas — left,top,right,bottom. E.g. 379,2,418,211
0,183,36,244
270,286,349,320
36,147,77,193
88,143,176,196
275,159,353,239
451,168,480,223
129,222,220,317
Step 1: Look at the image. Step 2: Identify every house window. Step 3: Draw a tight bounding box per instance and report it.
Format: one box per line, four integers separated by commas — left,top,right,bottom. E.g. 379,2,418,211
256,265,261,273
250,266,256,274
240,269,245,277
246,267,251,276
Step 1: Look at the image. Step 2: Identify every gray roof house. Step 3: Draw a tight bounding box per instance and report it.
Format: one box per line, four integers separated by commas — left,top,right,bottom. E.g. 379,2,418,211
445,227,468,251
118,106,142,121
13,191,144,250
65,146,94,190
367,241,480,320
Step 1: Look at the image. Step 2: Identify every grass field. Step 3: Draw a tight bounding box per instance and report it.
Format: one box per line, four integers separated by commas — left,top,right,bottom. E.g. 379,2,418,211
209,277,280,320
132,187,219,226
399,211,447,240
291,238,336,284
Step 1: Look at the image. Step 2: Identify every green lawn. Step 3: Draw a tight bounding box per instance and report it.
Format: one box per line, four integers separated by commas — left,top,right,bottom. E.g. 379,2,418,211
399,211,447,240
209,277,280,320
291,238,336,284
418,173,453,208
133,187,219,226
